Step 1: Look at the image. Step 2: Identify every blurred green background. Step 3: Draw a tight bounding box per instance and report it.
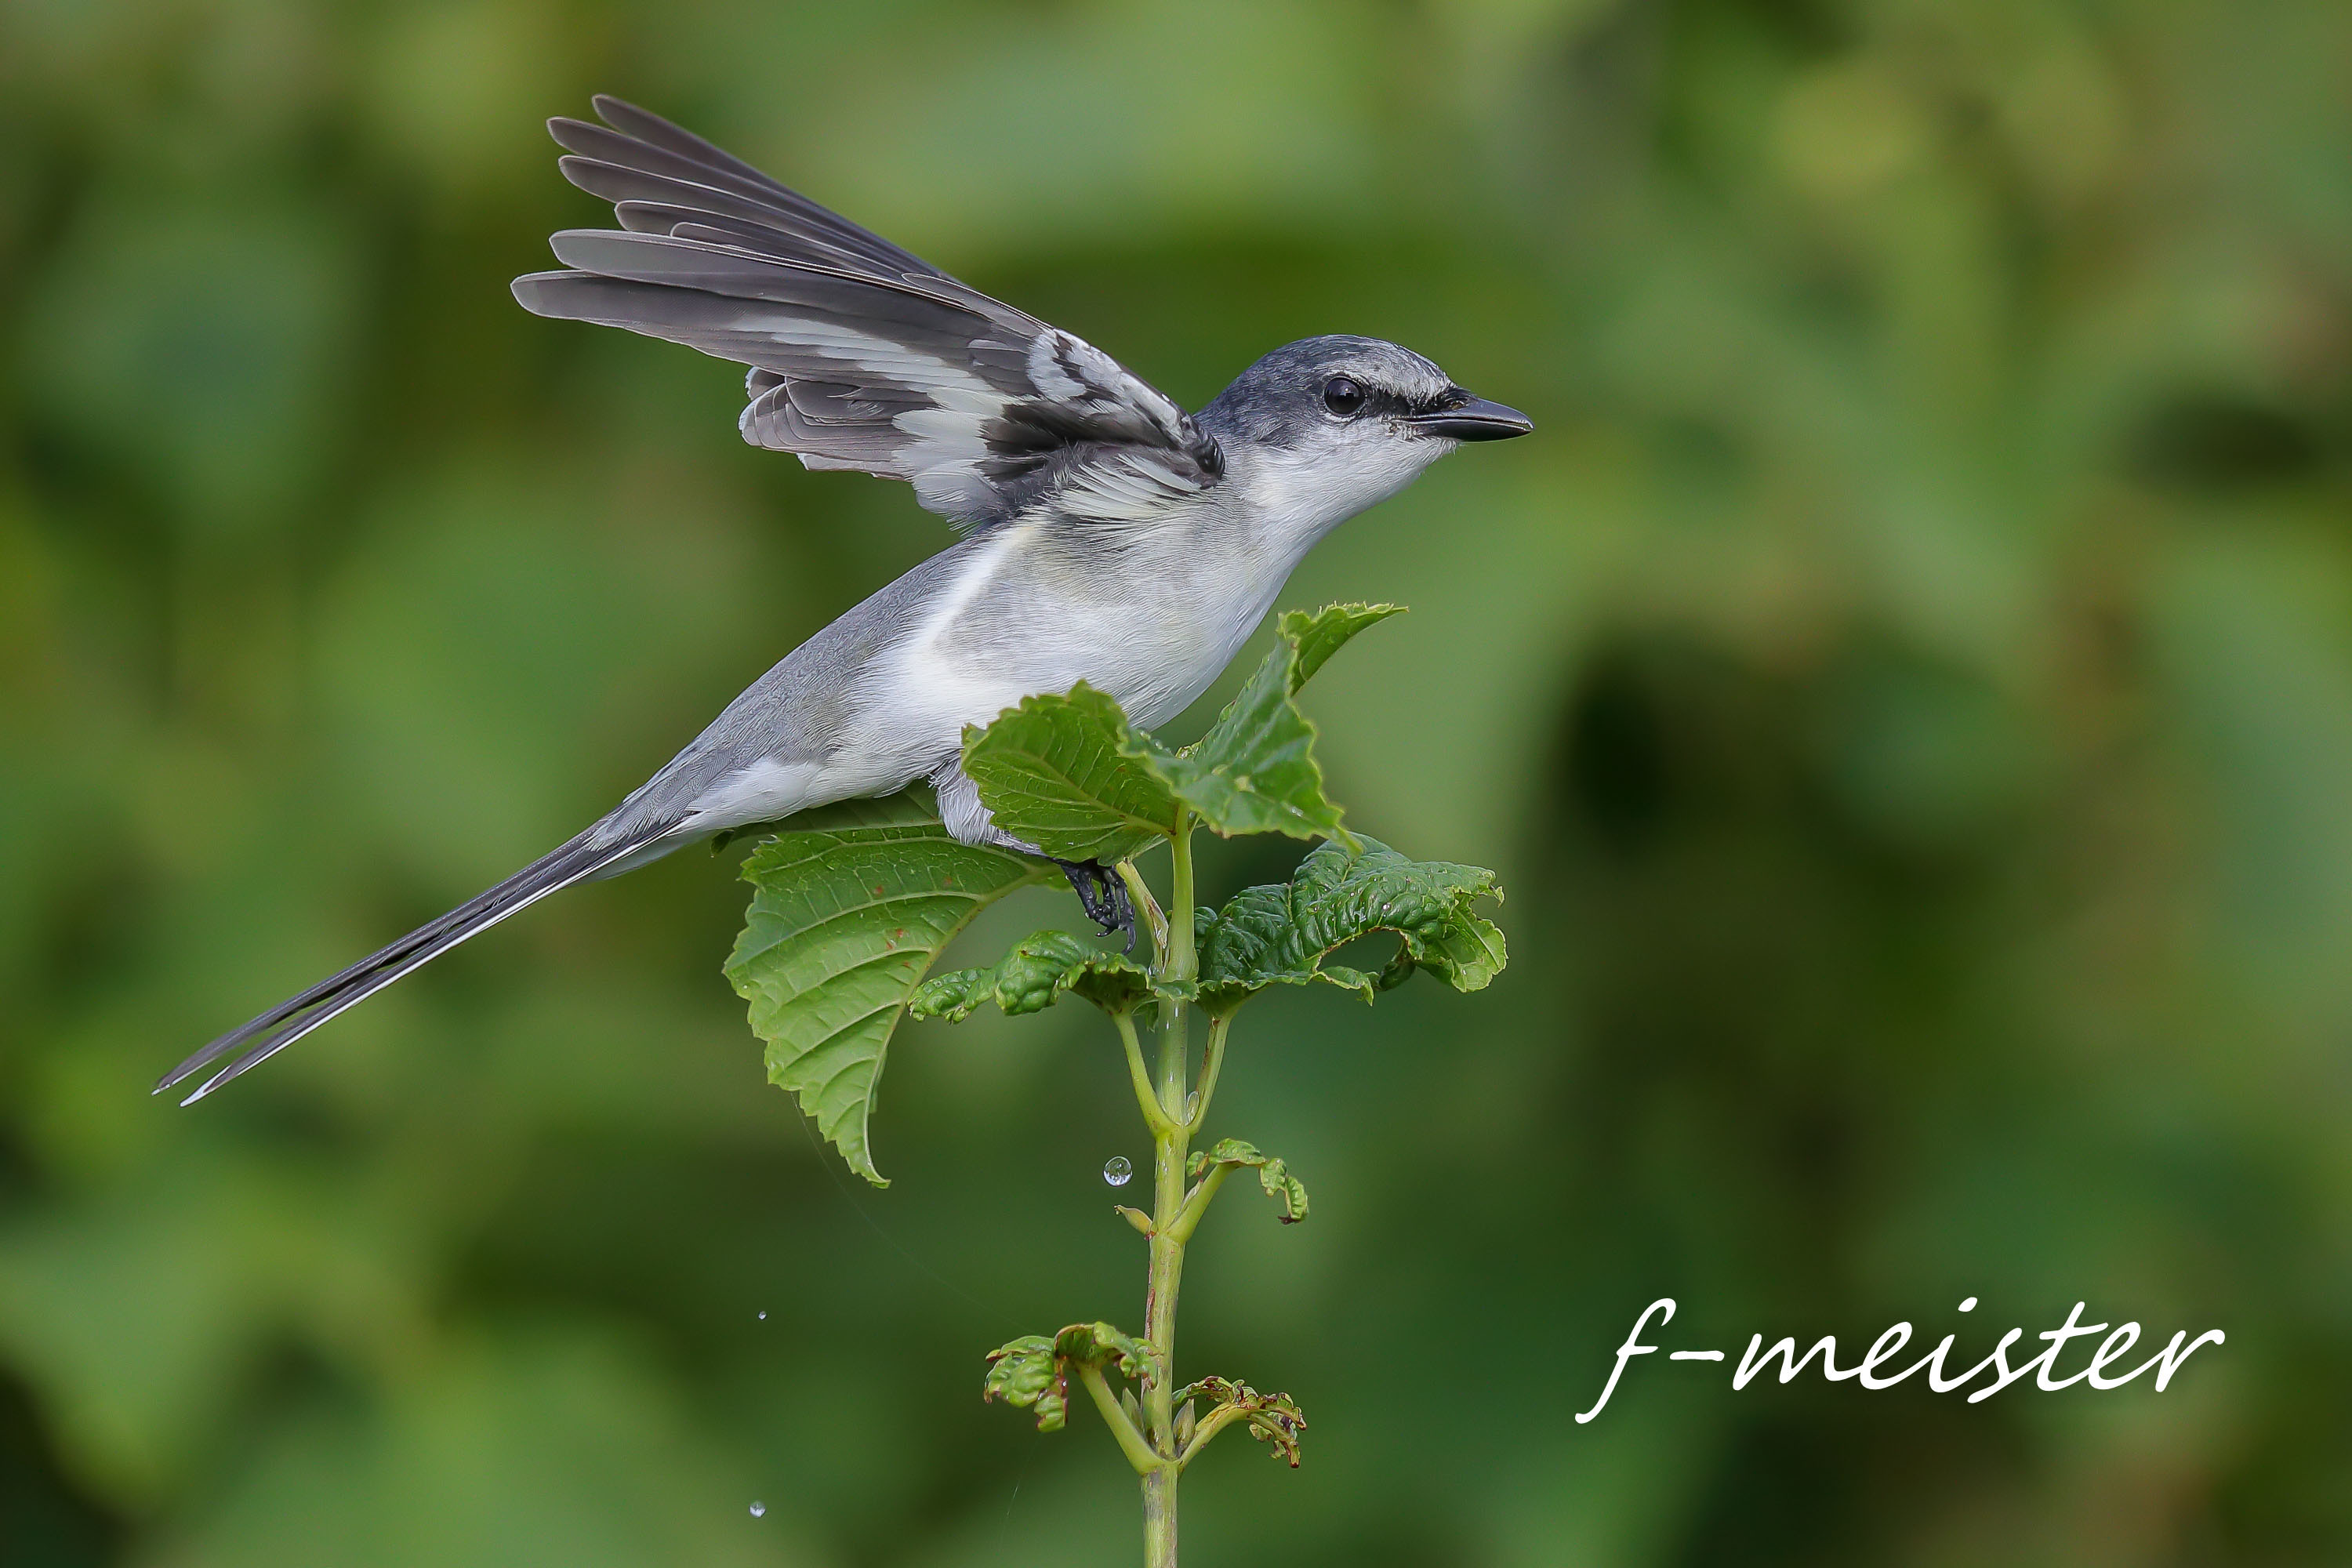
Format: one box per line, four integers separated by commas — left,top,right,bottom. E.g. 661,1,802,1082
3,0,2350,1563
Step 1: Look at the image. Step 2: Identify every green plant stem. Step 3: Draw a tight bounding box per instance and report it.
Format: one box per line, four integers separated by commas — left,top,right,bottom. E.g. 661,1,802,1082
1079,1362,1164,1476
1142,1463,1178,1568
1138,815,1198,1567
1175,1403,1252,1465
1114,1011,1174,1137
1093,820,1225,1563
1161,811,1196,986
1116,858,1170,961
1186,1012,1231,1131
1163,1163,1230,1246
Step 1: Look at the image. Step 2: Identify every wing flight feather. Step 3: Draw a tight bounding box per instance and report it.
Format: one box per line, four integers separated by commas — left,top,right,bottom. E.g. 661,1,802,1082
513,96,1221,531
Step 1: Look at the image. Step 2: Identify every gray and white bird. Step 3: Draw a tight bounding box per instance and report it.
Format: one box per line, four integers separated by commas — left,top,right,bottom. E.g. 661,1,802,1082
157,96,1530,1104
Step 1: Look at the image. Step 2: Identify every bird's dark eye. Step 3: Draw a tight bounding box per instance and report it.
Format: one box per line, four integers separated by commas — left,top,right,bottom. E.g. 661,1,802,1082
1323,376,1365,417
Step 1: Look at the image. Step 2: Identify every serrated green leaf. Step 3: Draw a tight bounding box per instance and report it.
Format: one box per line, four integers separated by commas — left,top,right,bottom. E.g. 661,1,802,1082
1186,1138,1308,1223
1194,837,1506,1011
725,789,1051,1185
983,1323,1154,1435
961,683,1181,862
1282,602,1405,688
908,929,1156,1020
1163,604,1402,841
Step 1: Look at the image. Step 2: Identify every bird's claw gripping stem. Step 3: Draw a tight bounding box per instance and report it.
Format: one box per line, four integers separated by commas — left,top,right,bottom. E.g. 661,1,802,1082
1055,858,1137,950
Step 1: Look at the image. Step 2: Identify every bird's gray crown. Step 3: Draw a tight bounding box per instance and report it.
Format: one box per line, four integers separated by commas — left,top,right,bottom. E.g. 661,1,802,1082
1197,335,1457,448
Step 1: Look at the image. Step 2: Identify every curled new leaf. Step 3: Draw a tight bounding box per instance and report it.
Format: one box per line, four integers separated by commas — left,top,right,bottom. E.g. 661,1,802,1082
726,789,1051,1185
984,1322,1155,1434
1053,1321,1153,1378
1164,604,1402,843
909,930,1158,1020
1173,1377,1308,1468
962,684,1181,863
1194,837,1506,1012
1187,1138,1308,1224
982,1336,1066,1432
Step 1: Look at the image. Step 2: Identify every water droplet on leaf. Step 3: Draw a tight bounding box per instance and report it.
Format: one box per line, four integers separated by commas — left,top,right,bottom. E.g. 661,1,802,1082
1103,1156,1134,1187
757,1310,767,1320
749,1501,767,1519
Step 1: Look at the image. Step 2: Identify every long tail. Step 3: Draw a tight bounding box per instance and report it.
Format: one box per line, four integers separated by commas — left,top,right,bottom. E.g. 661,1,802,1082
155,823,673,1105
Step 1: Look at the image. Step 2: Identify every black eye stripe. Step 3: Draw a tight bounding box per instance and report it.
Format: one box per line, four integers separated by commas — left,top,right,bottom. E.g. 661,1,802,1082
1323,377,1432,420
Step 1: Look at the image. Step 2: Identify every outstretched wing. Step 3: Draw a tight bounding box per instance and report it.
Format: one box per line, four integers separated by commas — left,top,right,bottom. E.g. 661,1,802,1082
512,96,1222,532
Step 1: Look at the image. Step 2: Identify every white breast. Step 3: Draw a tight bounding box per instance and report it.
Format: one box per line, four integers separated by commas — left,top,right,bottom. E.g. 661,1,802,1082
839,452,1414,782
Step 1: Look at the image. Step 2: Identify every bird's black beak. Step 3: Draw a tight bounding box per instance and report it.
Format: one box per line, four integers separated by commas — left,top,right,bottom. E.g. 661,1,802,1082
1407,392,1533,441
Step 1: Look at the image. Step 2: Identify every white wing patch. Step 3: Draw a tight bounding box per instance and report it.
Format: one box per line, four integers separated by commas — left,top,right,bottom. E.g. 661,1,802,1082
1029,328,1192,448
1056,448,1210,523
1025,332,1087,402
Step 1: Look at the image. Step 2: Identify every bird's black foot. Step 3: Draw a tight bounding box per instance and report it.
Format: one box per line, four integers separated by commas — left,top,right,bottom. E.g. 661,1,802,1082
1054,858,1135,951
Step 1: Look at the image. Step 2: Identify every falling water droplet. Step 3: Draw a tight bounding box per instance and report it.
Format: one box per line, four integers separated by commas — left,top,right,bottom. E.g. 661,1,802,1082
749,1501,767,1519
1102,1156,1134,1187
1958,1297,1979,1312
757,1310,768,1321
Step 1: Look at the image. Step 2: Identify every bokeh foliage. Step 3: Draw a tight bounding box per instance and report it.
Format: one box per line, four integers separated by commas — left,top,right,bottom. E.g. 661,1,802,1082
2,0,2349,1563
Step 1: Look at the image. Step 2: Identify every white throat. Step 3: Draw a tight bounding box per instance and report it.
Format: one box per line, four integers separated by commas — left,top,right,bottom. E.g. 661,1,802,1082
1226,434,1449,560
